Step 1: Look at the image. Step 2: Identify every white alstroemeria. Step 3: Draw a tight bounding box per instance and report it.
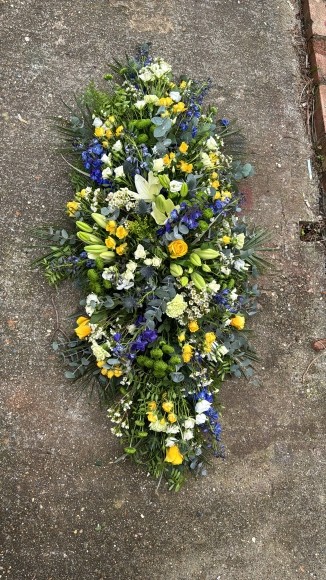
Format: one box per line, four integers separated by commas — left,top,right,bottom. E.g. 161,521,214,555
182,429,194,441
233,259,249,272
102,266,117,281
169,180,183,192
152,158,165,173
206,136,218,150
126,260,137,272
234,233,245,249
134,244,147,260
112,140,123,152
165,437,178,447
184,417,196,430
123,270,135,282
85,293,100,316
116,276,134,290
151,256,162,268
130,171,161,201
114,165,125,178
135,100,146,109
92,117,103,127
170,90,181,102
208,280,221,294
200,151,215,169
195,399,212,414
195,413,207,425
166,424,180,434
144,94,159,105
102,166,113,178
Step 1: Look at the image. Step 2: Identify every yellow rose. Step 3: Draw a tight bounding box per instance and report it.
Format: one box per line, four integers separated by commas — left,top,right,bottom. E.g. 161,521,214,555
105,236,116,249
107,370,114,378
230,315,245,330
116,226,128,239
168,239,188,259
167,412,177,424
74,317,91,340
147,412,158,423
179,141,189,154
148,401,157,412
162,401,174,413
188,320,199,333
158,97,173,107
165,445,183,465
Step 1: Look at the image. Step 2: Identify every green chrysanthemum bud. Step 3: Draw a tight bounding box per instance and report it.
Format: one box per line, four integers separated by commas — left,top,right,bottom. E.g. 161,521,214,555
150,348,164,360
162,344,175,355
87,269,99,282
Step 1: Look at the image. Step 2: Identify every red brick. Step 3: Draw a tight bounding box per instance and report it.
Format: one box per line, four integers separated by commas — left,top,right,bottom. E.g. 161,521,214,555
314,84,326,138
308,37,326,82
302,0,326,39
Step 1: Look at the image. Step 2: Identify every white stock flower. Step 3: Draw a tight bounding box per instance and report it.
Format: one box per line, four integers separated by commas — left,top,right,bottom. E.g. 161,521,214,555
218,345,229,356
170,90,181,102
208,280,221,294
153,158,165,173
165,437,178,447
139,68,153,82
166,424,180,434
151,256,162,268
233,259,248,272
195,399,212,414
102,167,113,178
149,420,167,432
144,94,159,105
114,165,125,178
183,430,194,441
184,418,196,430
206,136,218,150
92,117,103,127
135,100,146,109
112,140,123,152
200,152,214,169
85,293,100,316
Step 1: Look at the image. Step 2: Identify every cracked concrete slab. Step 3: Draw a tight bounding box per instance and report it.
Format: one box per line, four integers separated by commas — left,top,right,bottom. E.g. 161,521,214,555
1,1,325,579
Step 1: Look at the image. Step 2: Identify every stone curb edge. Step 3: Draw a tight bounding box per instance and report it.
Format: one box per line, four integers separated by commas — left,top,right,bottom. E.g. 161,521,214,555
302,0,326,200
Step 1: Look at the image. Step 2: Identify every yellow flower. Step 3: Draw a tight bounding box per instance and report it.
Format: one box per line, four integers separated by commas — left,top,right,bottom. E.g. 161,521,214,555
158,97,173,107
161,110,170,118
179,142,189,154
230,315,245,330
94,126,105,138
107,370,115,378
148,401,157,412
102,140,109,148
165,445,183,465
66,201,80,217
210,180,220,189
205,332,216,344
209,152,218,164
147,412,158,423
105,236,116,249
74,317,91,340
163,153,171,166
222,236,231,245
178,332,186,343
169,152,176,160
182,344,193,363
97,360,105,368
179,80,187,89
115,125,124,136
114,367,123,377
116,225,128,239
188,320,199,333
101,368,107,376
116,243,128,256
162,401,174,413
211,171,218,179
106,220,116,234
173,102,186,114
179,160,193,173
78,189,87,198
168,239,188,259
167,412,177,424
221,190,232,201
108,115,115,123
105,128,113,139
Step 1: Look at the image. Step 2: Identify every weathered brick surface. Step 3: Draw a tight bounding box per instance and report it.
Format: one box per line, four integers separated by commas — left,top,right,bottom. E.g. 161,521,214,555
302,0,326,38
308,36,326,82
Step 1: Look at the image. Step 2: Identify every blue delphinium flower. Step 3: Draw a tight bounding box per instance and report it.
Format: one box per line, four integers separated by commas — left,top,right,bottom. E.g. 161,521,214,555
220,118,230,127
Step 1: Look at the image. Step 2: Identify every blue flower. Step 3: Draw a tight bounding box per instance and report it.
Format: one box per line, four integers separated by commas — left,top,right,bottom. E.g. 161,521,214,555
113,332,122,341
221,118,230,127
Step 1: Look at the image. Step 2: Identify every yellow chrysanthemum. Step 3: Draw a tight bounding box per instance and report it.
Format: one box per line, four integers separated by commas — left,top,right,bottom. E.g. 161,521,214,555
105,129,113,139
66,201,80,217
173,102,186,114
188,320,199,333
115,125,124,136
147,412,158,423
179,160,193,173
222,236,231,245
182,344,193,363
167,413,177,424
159,97,173,107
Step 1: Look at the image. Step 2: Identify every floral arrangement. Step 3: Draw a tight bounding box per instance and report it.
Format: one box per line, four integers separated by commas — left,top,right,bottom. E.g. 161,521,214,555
36,44,267,490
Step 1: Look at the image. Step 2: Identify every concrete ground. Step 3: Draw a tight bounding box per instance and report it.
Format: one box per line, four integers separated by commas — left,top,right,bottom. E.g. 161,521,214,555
1,1,325,578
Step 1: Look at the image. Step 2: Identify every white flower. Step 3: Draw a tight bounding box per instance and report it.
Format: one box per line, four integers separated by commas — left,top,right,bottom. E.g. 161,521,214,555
92,117,103,127
102,166,113,178
170,90,181,102
114,165,125,178
144,258,152,266
184,417,196,430
101,153,112,165
208,280,221,294
149,420,167,432
165,437,178,447
123,270,134,282
195,399,212,414
221,266,231,275
152,158,165,173
112,140,123,152
233,259,249,272
135,100,146,109
235,233,245,249
218,345,229,356
169,180,183,192
134,244,147,260
200,152,214,169
206,136,218,150
195,413,207,425
130,171,161,201
166,424,180,434
144,94,160,105
127,324,136,334
90,341,107,361
183,429,194,441
230,289,238,302
139,68,153,82
85,293,100,316
151,256,162,268
126,260,137,272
